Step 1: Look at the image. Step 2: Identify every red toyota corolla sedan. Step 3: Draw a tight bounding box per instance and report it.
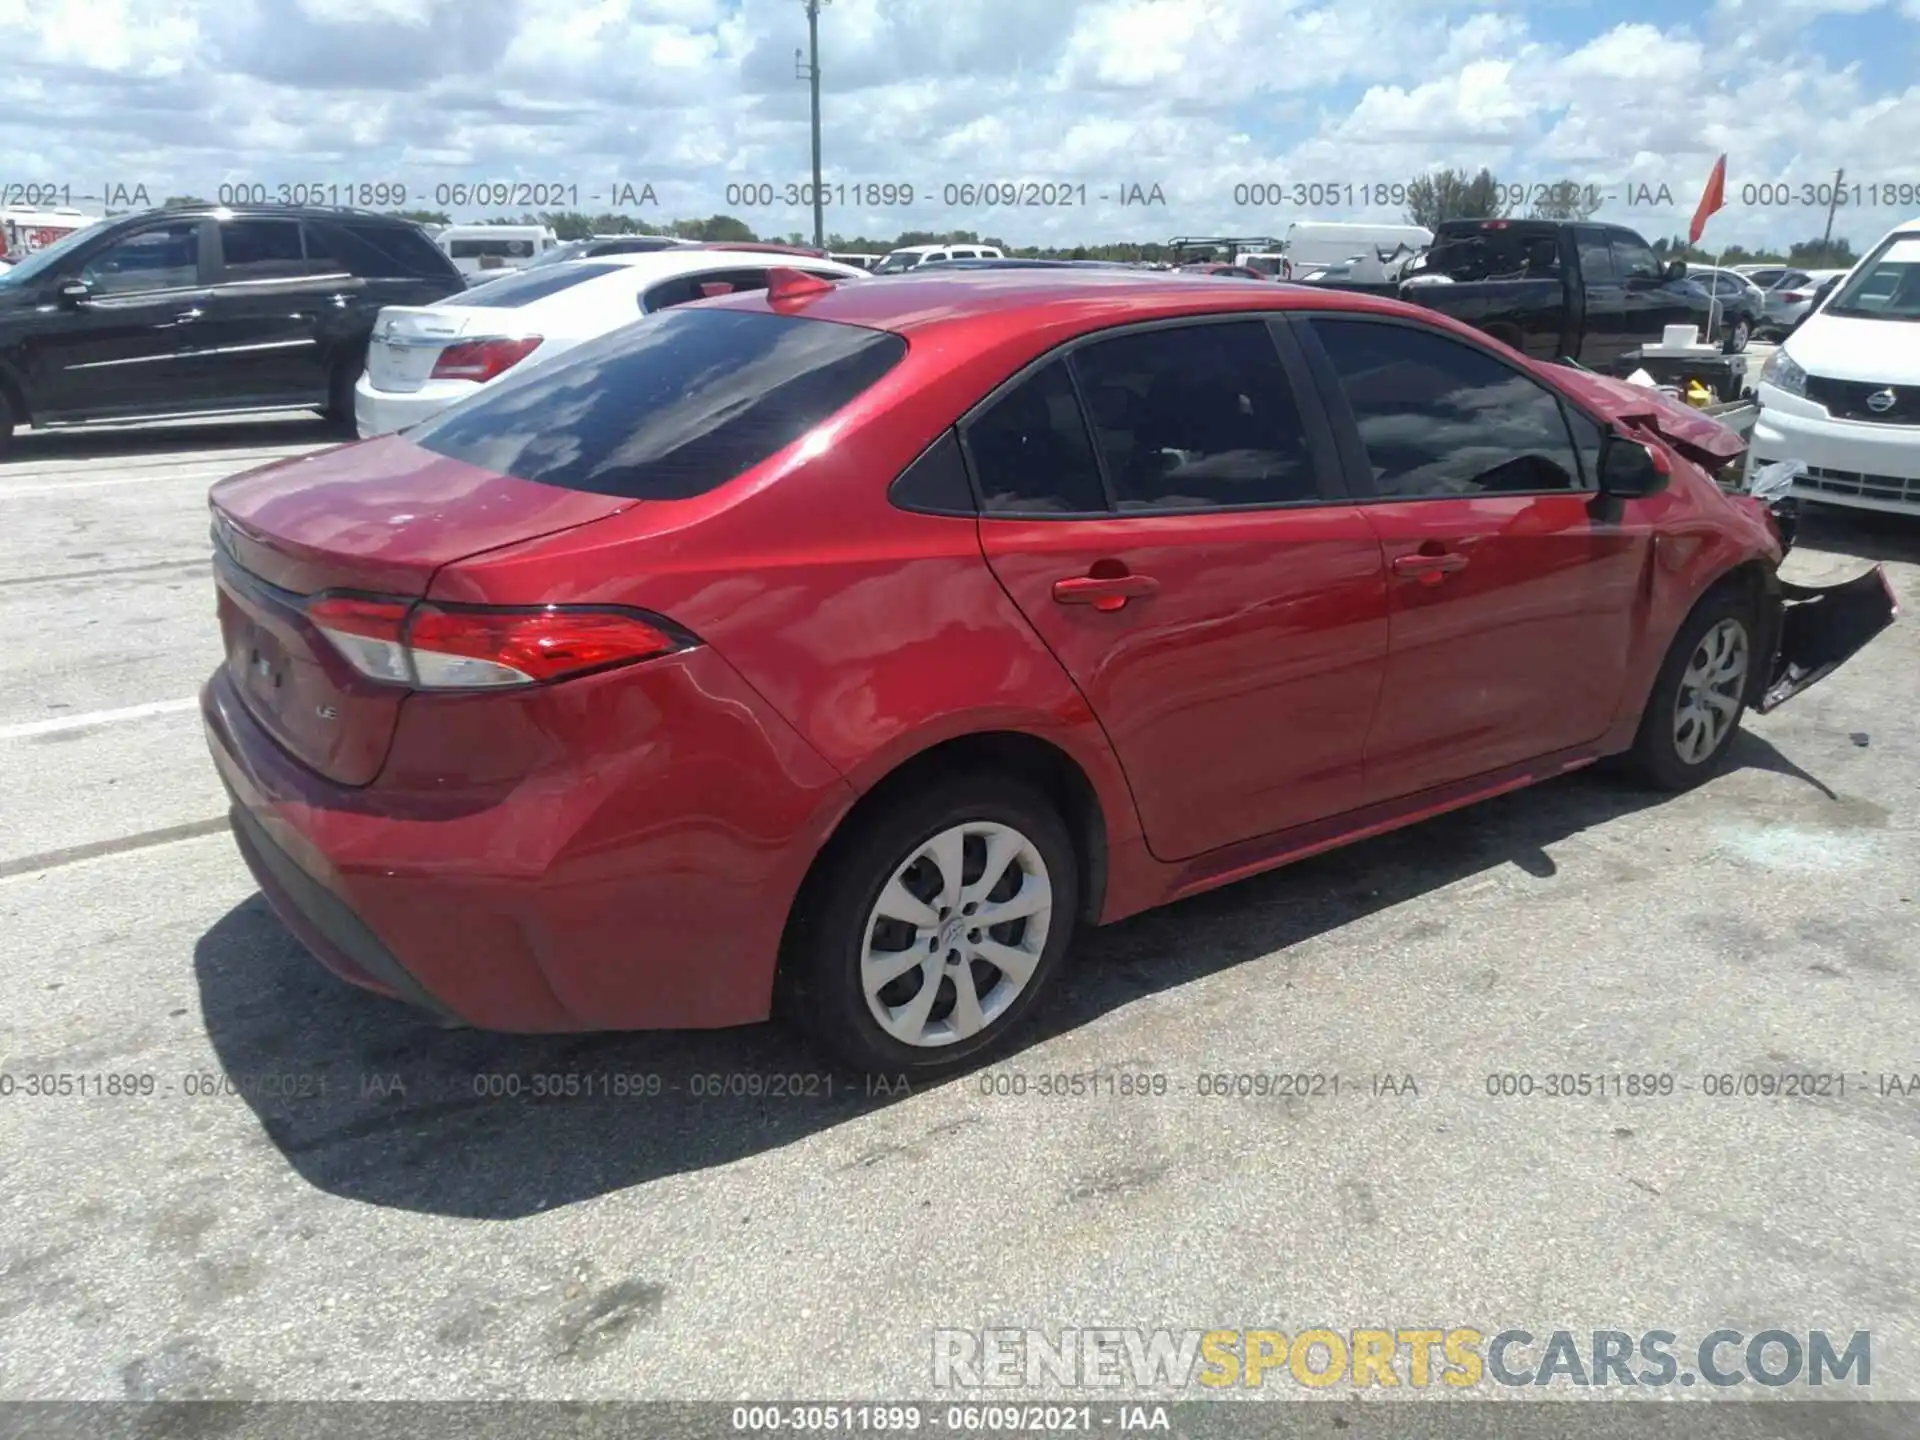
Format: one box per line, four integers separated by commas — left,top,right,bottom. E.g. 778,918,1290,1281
201,267,1896,1074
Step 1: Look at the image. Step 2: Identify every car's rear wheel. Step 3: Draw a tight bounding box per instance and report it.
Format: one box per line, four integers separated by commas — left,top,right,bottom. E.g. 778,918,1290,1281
782,776,1079,1077
0,388,14,458
1626,590,1756,791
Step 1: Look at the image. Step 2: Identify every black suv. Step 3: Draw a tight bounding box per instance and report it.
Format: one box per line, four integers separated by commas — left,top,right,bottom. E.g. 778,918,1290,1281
0,204,464,451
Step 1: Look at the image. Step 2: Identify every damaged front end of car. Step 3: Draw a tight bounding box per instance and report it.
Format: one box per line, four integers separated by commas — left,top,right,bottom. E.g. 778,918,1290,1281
1732,460,1900,714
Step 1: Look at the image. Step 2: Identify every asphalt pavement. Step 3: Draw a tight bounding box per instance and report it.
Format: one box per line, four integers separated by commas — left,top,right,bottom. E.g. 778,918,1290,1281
1,407,1917,1412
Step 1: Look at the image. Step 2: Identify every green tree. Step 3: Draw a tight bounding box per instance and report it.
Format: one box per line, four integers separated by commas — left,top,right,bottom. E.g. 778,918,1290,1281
1403,167,1511,228
1527,180,1604,222
162,195,207,207
1787,236,1856,269
390,209,451,225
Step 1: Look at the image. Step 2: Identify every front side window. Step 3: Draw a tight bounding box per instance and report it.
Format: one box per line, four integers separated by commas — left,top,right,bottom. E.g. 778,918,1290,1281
1824,235,1920,320
1310,319,1585,498
1609,233,1661,282
964,358,1108,514
1070,321,1321,510
408,308,906,501
79,222,201,294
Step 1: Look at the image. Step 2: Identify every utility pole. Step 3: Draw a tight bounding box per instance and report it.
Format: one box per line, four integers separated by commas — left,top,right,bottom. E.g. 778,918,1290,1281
795,0,827,252
1820,166,1845,254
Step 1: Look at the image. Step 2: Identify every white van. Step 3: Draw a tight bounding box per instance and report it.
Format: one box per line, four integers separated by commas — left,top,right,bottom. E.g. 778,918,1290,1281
435,224,560,280
1,205,99,260
1283,221,1433,271
1749,215,1920,516
872,243,1005,275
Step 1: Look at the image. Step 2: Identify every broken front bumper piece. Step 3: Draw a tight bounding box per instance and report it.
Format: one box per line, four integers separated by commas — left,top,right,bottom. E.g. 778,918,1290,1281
1755,566,1900,715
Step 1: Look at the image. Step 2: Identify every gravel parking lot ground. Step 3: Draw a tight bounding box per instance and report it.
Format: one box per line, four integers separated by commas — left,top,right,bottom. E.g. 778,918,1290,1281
1,408,1916,1411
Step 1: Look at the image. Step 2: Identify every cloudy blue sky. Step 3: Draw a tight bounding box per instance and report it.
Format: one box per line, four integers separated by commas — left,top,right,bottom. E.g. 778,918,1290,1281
4,0,1918,249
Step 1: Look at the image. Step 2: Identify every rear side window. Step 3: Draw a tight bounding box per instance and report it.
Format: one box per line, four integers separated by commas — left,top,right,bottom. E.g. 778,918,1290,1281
1311,319,1584,497
455,263,626,307
219,219,307,279
310,222,455,280
408,309,907,501
964,359,1108,515
450,236,541,259
1070,321,1321,510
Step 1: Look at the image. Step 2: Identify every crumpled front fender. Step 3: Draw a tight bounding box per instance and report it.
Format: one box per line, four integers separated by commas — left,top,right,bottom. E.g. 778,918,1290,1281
1750,566,1900,715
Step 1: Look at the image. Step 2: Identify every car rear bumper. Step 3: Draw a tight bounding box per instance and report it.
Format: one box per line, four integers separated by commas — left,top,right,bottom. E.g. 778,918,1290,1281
200,649,857,1033
352,376,475,438
1748,387,1920,515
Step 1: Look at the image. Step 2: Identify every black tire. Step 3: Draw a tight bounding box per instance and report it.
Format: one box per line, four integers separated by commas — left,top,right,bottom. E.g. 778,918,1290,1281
1625,588,1757,791
1721,316,1751,354
780,774,1080,1078
0,388,14,459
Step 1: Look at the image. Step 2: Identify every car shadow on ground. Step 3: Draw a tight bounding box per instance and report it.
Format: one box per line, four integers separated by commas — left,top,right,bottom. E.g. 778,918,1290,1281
1795,505,1920,567
195,730,1827,1220
7,415,343,463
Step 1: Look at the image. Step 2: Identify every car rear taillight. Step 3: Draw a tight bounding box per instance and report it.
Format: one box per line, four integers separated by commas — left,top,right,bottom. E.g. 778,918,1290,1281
307,596,685,689
1780,291,1809,303
431,336,543,382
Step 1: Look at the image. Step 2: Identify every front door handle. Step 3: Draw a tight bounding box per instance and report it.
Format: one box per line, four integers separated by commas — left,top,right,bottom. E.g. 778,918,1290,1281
173,307,204,323
1052,572,1159,612
1391,552,1469,585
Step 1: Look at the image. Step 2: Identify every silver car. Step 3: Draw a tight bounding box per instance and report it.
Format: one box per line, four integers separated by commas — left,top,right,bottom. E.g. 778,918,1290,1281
1757,269,1824,333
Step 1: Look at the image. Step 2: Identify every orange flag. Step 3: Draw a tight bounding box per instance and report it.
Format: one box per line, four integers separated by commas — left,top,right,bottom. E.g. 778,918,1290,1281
1689,155,1727,244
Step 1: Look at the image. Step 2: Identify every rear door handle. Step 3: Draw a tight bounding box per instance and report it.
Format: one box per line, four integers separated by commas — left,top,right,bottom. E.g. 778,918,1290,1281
1052,573,1159,611
174,307,204,323
1391,552,1469,583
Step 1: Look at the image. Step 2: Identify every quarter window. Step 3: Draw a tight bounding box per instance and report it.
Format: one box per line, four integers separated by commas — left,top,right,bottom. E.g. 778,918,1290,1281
1070,321,1322,510
1311,320,1586,498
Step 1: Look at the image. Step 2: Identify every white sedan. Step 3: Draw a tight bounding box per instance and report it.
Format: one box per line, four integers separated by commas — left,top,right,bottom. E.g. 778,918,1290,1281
353,248,870,437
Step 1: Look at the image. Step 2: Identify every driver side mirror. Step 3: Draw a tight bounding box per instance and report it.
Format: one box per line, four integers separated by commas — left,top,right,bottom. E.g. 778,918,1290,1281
1663,259,1688,282
1598,433,1671,498
56,279,92,308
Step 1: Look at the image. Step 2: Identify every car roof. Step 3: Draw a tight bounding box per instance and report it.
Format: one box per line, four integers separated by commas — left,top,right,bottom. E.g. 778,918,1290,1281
94,203,425,229
528,250,867,281
710,266,1412,339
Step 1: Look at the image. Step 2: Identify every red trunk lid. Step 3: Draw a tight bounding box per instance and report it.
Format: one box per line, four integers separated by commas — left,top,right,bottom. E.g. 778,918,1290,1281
208,436,631,786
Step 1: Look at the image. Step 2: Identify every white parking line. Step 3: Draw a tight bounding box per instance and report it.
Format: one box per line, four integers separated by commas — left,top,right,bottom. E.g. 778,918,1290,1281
0,697,200,740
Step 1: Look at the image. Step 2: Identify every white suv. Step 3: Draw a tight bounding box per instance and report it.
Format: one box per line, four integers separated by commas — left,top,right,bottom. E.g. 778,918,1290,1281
872,243,1004,275
1749,216,1920,516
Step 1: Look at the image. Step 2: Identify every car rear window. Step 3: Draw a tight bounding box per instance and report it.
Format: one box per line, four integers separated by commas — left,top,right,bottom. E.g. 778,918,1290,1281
1419,226,1560,281
455,263,627,307
407,308,908,500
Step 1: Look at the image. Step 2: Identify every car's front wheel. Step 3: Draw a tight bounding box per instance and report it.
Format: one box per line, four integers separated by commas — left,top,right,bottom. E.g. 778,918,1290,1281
783,776,1079,1077
1626,590,1756,790
0,389,14,458
1722,316,1751,354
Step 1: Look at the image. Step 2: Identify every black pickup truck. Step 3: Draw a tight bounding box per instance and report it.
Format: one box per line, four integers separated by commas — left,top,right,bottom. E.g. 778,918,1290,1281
1320,219,1726,370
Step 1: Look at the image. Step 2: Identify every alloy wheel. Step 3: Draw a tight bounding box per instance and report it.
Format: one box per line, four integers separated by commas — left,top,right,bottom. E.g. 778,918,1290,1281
859,820,1053,1048
1673,617,1749,764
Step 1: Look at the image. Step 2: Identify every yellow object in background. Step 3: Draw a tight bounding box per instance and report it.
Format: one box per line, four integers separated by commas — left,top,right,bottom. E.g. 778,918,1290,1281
1686,378,1714,407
